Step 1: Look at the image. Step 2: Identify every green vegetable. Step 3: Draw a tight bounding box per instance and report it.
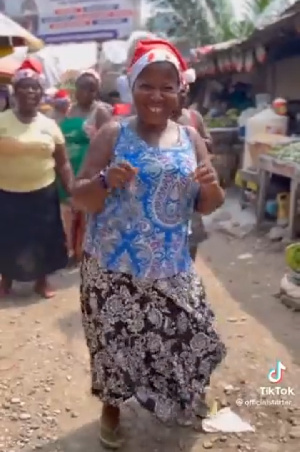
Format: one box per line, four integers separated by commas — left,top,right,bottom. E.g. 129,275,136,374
204,109,238,128
272,142,300,164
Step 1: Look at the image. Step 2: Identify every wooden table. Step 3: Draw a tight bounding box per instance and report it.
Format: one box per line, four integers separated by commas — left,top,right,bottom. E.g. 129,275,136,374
257,155,300,239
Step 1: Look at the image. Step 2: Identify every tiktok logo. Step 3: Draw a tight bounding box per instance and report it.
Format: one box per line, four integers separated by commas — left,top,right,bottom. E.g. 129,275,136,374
268,360,286,384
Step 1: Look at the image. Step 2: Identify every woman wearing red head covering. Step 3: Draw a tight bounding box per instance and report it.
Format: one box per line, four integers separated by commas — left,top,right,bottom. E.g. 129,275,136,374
0,60,73,298
51,89,71,123
73,39,225,448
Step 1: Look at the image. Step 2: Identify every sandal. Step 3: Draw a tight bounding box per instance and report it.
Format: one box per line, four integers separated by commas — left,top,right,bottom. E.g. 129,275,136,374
99,422,125,450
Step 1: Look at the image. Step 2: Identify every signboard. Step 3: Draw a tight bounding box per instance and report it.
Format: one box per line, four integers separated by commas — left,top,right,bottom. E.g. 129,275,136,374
0,0,139,43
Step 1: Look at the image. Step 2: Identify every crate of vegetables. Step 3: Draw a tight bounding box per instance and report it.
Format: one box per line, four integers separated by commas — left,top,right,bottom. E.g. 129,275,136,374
273,140,300,164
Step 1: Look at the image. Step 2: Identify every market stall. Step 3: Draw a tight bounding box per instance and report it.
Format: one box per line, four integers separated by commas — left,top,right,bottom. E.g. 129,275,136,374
202,108,241,186
189,40,257,187
188,2,300,193
208,127,240,187
256,140,300,239
189,2,300,239
235,92,300,233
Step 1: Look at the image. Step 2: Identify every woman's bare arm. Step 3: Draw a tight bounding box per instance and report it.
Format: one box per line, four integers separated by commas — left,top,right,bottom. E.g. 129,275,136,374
95,104,112,131
53,143,74,195
187,126,224,215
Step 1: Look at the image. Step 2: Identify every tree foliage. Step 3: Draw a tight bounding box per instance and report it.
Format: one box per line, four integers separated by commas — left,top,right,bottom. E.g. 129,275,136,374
146,0,278,46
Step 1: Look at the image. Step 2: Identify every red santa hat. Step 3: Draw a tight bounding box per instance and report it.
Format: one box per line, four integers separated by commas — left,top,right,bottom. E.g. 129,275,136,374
54,89,70,100
19,57,43,74
13,57,45,85
127,39,196,88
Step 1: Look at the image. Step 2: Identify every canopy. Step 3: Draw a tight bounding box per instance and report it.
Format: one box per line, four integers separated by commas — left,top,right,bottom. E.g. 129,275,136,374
0,13,44,52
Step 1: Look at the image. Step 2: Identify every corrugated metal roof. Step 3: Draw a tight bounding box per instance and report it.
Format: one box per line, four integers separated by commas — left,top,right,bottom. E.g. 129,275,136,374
191,39,242,58
255,0,298,29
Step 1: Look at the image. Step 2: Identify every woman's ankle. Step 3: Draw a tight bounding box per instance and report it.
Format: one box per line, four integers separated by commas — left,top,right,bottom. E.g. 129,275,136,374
0,276,12,296
34,277,55,299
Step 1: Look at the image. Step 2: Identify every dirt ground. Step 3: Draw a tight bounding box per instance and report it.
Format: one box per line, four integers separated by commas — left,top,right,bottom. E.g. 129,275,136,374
0,231,299,452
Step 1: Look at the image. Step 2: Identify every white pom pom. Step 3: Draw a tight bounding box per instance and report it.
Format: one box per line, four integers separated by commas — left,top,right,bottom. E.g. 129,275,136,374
127,31,156,64
183,68,196,84
45,87,58,97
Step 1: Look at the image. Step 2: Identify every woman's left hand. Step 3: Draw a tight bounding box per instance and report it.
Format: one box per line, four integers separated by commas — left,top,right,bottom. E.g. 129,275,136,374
193,162,218,186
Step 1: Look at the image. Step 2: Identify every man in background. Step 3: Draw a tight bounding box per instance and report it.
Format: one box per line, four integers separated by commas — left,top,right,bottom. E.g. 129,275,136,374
108,90,120,106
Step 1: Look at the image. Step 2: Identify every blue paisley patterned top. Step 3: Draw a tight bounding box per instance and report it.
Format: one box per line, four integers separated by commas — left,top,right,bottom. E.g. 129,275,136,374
84,122,199,279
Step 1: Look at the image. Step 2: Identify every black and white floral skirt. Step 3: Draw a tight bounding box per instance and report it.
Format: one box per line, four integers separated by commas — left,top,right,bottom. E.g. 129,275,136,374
80,254,226,423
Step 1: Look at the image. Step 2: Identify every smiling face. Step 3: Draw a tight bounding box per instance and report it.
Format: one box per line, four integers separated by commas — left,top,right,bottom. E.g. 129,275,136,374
14,78,43,114
132,62,180,125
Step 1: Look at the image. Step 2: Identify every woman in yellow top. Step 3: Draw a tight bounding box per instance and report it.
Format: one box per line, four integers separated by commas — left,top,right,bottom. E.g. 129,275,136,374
0,61,74,299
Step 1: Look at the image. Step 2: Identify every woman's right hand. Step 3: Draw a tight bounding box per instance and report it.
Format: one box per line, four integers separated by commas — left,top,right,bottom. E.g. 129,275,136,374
73,121,128,213
106,162,138,189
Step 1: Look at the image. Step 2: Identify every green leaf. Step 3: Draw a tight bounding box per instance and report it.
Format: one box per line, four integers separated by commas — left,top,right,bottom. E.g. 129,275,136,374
146,0,275,46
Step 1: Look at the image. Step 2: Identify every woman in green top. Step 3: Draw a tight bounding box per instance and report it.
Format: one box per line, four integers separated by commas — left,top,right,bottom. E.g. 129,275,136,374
60,70,111,263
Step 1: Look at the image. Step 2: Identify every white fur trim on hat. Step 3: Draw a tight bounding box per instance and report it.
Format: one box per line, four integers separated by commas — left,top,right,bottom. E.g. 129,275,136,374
116,74,132,103
183,68,196,84
45,87,58,97
128,49,181,88
12,69,45,86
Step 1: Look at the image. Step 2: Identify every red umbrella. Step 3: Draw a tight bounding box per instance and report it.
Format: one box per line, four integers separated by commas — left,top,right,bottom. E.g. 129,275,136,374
0,54,22,78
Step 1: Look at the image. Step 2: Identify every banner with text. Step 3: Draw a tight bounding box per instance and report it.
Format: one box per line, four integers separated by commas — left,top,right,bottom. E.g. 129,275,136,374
0,0,139,43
